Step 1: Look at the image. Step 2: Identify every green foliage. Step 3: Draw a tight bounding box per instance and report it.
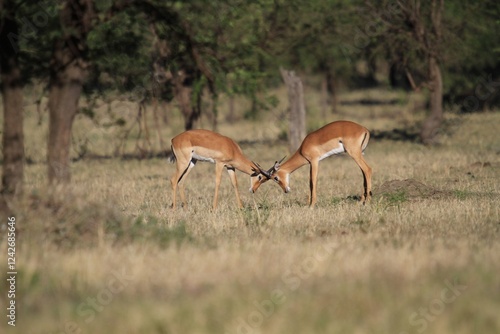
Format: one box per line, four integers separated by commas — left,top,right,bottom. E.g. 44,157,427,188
86,9,151,95
384,190,408,205
7,1,59,81
453,190,471,200
5,0,500,122
443,1,500,107
363,0,500,106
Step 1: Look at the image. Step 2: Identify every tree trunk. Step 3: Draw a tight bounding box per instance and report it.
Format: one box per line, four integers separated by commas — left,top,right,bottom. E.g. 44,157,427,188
47,0,93,183
420,56,443,145
171,69,199,130
326,70,338,115
211,93,218,132
185,93,200,130
48,52,86,182
280,68,306,153
1,9,24,197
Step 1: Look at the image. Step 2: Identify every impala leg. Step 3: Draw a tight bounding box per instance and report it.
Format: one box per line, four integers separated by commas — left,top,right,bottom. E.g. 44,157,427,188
349,152,372,204
309,159,320,208
213,162,225,209
178,160,196,208
171,159,195,209
365,159,373,201
226,167,243,208
171,166,185,210
171,175,178,209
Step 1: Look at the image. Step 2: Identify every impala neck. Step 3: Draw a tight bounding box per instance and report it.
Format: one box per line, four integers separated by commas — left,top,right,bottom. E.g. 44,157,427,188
232,153,258,176
280,150,309,174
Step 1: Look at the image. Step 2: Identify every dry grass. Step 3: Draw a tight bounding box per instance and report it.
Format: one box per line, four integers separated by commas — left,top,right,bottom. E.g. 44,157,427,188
1,88,500,334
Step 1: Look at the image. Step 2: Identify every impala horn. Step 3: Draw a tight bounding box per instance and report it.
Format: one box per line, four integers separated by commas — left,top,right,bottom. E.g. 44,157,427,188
252,161,272,179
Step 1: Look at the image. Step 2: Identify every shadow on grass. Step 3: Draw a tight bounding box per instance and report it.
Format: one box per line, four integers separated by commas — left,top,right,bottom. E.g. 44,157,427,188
371,127,420,142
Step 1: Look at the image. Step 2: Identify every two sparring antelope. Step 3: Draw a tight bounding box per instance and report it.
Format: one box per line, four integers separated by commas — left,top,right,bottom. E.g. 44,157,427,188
169,121,372,209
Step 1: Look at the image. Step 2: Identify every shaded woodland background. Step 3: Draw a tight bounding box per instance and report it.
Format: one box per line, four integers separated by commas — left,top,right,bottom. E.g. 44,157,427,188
1,0,499,201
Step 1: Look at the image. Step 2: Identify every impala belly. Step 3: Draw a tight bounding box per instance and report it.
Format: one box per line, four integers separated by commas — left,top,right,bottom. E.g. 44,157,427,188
192,152,216,164
318,141,345,161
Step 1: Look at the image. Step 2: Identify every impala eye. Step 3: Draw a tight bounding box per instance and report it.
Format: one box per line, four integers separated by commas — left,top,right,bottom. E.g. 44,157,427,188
274,177,279,182
258,175,262,180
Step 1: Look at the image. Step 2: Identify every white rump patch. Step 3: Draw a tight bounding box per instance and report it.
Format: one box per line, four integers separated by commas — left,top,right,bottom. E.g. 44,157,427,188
319,142,345,161
192,152,215,163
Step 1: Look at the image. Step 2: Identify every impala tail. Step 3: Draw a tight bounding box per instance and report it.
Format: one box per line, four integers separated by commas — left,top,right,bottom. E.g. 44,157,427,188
361,131,370,152
167,146,177,163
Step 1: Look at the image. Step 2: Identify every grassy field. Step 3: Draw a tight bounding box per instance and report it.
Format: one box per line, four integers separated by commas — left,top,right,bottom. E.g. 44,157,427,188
1,87,500,334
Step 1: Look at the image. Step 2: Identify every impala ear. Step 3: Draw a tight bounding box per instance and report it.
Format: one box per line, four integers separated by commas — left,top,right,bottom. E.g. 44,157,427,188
273,156,286,171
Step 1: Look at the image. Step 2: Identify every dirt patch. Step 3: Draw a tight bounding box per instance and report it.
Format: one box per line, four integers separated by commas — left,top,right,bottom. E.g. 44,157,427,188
375,178,448,200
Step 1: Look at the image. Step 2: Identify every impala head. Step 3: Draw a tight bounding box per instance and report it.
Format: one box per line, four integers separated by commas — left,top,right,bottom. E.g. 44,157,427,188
249,162,271,193
250,156,289,193
249,167,265,193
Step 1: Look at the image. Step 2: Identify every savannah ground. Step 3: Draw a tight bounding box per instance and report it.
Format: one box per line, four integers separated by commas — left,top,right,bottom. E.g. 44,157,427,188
1,87,500,334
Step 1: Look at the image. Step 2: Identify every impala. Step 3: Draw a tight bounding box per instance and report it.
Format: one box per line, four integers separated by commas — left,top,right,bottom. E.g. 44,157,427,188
252,120,372,207
169,129,265,209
